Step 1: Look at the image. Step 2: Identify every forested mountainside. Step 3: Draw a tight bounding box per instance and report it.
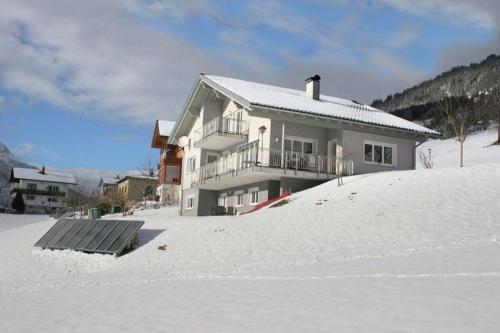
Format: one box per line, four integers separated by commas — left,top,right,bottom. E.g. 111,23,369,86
372,54,500,127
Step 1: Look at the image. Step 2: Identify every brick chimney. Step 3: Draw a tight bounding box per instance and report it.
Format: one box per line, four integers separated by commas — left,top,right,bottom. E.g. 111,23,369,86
306,74,321,100
39,166,46,175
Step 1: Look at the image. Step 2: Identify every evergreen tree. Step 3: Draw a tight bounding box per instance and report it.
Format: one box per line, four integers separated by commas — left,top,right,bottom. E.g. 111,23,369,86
11,192,26,213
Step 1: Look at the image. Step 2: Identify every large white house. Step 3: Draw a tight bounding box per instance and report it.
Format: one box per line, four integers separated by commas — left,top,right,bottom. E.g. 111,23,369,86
10,167,77,214
168,74,440,216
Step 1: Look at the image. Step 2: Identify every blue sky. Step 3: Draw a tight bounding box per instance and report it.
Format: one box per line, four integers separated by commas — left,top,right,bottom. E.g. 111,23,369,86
0,0,498,171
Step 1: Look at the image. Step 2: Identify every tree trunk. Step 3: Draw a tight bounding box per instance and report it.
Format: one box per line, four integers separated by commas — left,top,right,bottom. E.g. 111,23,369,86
459,140,464,167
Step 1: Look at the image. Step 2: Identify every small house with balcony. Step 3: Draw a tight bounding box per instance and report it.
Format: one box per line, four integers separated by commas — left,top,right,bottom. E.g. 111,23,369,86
168,74,440,216
10,167,77,214
151,120,182,204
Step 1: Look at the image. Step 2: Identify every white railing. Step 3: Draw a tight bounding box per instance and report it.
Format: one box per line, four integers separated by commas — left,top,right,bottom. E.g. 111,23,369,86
195,148,353,182
194,117,248,143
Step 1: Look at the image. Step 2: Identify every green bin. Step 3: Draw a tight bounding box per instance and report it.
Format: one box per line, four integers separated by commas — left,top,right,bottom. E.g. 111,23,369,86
88,208,101,220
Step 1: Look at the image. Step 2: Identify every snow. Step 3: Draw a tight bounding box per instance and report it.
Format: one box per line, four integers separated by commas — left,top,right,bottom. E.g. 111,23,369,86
12,167,77,184
158,120,175,137
417,127,500,168
1,161,499,331
204,75,439,136
0,214,49,232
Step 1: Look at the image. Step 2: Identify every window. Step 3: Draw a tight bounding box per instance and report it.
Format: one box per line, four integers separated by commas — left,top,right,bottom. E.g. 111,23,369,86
48,197,58,203
284,136,316,155
27,183,37,191
26,195,35,201
250,190,259,205
188,157,196,173
236,193,244,207
166,165,181,183
186,196,194,209
364,141,396,166
218,194,227,207
47,185,59,193
206,153,219,164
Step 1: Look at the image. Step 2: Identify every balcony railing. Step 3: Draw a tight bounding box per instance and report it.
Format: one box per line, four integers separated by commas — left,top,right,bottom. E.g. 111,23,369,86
196,148,353,182
194,117,248,144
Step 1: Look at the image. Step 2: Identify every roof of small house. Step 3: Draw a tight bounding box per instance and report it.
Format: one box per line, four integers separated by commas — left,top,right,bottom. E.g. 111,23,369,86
116,175,158,184
11,167,77,185
201,75,440,136
99,177,120,186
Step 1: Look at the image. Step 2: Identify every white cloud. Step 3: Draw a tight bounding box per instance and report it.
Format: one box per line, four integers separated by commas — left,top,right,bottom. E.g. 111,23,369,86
0,0,225,124
12,142,33,157
368,0,498,29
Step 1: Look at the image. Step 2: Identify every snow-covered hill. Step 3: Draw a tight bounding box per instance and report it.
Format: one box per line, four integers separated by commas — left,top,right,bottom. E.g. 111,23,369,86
1,164,499,332
417,127,500,168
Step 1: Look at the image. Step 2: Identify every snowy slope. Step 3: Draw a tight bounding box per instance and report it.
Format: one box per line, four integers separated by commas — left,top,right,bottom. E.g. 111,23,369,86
0,164,499,332
417,127,500,168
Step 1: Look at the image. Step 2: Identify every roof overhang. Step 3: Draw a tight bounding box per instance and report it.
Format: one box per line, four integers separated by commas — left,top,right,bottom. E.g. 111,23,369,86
250,104,441,140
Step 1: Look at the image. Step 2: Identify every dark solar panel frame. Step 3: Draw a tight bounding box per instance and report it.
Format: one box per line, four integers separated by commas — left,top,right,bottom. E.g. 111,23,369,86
34,219,144,255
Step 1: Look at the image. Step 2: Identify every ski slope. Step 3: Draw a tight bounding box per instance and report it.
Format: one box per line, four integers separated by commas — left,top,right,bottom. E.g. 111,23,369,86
0,162,499,332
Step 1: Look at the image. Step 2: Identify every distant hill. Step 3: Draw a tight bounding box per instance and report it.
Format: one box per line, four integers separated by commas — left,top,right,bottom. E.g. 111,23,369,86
372,54,500,126
0,141,36,208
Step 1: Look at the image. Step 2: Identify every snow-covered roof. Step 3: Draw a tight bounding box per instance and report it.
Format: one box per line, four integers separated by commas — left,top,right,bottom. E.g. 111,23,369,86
12,167,77,185
117,175,158,183
203,75,440,136
158,120,176,137
100,177,119,186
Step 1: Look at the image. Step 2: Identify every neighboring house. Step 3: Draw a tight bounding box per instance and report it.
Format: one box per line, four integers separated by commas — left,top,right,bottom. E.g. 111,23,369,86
98,176,120,196
117,175,158,203
151,120,182,204
10,167,77,214
168,74,440,216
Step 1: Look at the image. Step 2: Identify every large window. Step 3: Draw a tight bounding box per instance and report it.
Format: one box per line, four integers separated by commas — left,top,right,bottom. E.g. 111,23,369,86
166,165,181,183
250,190,259,205
27,183,37,191
364,141,396,166
284,136,316,155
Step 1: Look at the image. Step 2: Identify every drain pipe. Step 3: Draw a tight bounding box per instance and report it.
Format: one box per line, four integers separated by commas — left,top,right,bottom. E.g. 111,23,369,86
413,137,428,169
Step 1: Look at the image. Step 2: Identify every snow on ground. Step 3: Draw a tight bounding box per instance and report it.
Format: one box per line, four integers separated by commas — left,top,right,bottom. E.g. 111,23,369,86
417,127,500,168
0,213,50,232
0,164,499,332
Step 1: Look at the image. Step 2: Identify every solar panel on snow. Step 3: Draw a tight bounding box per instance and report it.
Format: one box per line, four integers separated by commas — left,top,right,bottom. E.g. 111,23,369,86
34,219,145,255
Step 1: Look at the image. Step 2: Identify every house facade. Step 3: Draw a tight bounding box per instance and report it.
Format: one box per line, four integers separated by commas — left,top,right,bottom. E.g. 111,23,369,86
10,167,77,214
117,175,158,203
98,176,120,197
151,120,182,204
168,74,440,216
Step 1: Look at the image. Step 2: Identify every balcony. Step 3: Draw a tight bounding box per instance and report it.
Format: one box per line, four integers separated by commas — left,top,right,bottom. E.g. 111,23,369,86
193,148,353,190
194,117,248,150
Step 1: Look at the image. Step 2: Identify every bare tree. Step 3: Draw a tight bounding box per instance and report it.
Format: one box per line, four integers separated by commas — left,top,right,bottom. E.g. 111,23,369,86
335,145,353,186
489,86,500,144
138,154,158,177
438,96,481,167
418,149,433,169
71,169,91,219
